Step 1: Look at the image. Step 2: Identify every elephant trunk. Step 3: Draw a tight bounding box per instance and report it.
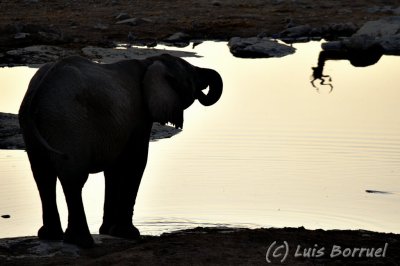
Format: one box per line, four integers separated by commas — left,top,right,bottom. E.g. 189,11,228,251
195,67,223,106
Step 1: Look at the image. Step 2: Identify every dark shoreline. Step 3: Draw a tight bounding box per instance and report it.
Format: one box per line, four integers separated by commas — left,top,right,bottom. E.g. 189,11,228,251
1,227,400,265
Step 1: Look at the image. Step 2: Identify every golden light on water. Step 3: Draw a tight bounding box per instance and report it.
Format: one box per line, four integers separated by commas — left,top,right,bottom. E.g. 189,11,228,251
1,41,399,237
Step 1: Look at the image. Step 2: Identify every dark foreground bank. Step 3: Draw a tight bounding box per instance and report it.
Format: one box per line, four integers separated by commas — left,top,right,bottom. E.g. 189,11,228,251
0,227,399,265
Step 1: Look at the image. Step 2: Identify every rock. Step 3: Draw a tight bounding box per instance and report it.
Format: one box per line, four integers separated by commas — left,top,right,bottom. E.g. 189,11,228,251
321,41,344,51
1,45,76,66
0,23,67,52
115,18,152,26
327,22,358,36
367,5,396,14
348,16,400,54
164,32,191,42
355,16,400,38
341,35,379,51
367,6,382,14
93,22,109,30
318,22,358,39
212,0,221,6
279,24,312,38
38,30,65,42
0,113,24,150
14,32,30,39
338,8,352,14
115,12,130,20
272,0,285,5
110,0,119,6
228,37,296,58
322,16,400,56
379,35,400,54
163,32,191,47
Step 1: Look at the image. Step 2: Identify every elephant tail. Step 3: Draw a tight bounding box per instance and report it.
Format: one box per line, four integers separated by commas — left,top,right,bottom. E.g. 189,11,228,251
19,62,68,159
30,120,68,159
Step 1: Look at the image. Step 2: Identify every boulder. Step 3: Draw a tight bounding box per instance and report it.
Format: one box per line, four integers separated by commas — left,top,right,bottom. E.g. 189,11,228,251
0,113,24,150
115,18,152,26
355,16,400,38
279,25,312,38
323,16,400,55
0,45,75,66
163,32,191,47
228,37,296,58
115,12,130,20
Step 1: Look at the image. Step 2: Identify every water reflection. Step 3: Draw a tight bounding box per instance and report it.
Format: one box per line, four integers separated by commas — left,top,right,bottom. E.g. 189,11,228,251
311,46,384,92
1,41,400,238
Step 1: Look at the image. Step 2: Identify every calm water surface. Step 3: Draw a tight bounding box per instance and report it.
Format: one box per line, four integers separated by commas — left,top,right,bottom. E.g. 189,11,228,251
0,41,399,237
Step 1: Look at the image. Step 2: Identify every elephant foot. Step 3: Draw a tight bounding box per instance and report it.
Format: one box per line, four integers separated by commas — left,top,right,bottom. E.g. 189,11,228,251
99,222,112,235
64,227,94,248
108,224,141,240
38,225,64,240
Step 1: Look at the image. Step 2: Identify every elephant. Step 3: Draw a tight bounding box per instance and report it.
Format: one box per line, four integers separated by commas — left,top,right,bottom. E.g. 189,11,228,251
18,54,223,247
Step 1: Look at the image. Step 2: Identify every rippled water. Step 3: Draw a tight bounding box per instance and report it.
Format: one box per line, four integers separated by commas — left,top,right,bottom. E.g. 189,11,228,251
0,41,399,238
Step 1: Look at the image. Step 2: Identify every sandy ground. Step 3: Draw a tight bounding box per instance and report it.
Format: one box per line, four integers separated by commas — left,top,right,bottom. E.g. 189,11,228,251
1,1,400,265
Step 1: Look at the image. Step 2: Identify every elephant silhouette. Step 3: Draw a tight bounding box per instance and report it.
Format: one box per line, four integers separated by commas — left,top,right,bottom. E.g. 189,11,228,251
19,54,223,247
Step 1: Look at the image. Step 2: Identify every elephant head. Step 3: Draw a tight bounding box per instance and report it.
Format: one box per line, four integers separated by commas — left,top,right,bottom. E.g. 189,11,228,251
143,54,223,128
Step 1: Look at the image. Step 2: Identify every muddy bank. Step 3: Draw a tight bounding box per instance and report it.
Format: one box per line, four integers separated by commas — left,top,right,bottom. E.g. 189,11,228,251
1,227,399,265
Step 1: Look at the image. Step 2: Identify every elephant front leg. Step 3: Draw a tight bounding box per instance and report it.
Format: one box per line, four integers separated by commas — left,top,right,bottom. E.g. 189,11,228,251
101,126,151,239
103,168,143,239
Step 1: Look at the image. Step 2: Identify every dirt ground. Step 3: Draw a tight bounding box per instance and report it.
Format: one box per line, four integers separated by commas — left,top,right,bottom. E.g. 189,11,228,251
1,227,400,265
1,1,400,265
1,0,400,51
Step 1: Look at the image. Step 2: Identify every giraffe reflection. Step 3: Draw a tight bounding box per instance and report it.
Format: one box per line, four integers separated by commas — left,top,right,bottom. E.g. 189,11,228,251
311,46,383,92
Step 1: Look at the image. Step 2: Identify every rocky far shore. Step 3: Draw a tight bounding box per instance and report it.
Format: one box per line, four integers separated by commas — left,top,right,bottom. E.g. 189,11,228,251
1,0,400,65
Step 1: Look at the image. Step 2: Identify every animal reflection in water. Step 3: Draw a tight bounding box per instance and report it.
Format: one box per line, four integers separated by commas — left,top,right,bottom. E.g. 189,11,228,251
311,46,383,92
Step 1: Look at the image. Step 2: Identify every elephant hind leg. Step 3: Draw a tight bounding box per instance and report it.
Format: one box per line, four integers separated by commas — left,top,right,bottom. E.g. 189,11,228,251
26,149,63,240
59,172,94,248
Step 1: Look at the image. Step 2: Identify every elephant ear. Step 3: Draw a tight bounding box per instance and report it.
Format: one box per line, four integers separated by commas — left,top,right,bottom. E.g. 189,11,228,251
143,61,184,128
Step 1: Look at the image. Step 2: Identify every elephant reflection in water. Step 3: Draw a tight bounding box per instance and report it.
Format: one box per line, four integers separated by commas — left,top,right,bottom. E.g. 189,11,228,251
311,45,383,92
18,54,223,247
